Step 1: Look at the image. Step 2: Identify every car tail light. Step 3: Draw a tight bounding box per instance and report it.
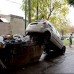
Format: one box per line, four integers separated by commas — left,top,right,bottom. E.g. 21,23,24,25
43,22,46,24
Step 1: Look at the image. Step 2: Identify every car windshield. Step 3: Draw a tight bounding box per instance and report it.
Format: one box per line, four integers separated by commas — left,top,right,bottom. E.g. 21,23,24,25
30,22,38,25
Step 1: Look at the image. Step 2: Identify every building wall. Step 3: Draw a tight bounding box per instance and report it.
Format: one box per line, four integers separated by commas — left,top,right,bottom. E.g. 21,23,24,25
10,17,25,35
0,22,10,35
0,15,26,35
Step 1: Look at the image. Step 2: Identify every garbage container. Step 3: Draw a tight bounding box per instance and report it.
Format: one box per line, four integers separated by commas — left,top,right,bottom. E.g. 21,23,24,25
29,45,43,63
9,44,43,67
2,40,43,68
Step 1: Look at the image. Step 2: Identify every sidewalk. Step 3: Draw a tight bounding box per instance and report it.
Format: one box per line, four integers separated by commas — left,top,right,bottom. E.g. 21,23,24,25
66,45,74,48
71,45,74,47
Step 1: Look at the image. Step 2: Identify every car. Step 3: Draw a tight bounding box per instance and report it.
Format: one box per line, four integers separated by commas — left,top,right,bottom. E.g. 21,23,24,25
65,37,69,40
26,19,66,55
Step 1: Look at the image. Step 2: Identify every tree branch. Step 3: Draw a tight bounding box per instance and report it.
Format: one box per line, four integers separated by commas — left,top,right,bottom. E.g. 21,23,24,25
47,6,54,20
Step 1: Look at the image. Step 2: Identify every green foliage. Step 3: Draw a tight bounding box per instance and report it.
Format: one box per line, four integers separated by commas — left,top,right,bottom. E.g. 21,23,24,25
64,38,74,45
60,7,69,16
67,0,74,6
63,39,69,45
53,1,61,8
21,0,71,34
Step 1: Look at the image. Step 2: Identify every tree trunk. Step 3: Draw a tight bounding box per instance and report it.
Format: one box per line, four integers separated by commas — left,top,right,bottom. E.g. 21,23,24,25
25,0,27,34
28,0,31,23
36,0,38,20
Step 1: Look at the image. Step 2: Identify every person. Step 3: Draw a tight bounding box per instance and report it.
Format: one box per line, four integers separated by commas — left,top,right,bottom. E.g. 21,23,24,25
69,33,72,48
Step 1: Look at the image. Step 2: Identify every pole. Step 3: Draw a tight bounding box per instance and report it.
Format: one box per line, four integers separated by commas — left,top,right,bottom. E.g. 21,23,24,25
25,0,27,34
37,0,38,20
28,0,31,23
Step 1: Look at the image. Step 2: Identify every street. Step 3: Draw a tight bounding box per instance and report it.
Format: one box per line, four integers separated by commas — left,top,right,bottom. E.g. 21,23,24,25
8,45,74,74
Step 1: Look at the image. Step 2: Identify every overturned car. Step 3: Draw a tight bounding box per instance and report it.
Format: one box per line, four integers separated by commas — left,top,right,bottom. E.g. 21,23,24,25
26,20,66,55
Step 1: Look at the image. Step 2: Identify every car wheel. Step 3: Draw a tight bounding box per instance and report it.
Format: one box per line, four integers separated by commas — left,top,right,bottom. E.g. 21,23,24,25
60,46,66,55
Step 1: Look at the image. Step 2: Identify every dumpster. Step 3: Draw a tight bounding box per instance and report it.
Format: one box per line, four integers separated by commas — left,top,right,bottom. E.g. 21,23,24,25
9,44,43,67
0,35,43,69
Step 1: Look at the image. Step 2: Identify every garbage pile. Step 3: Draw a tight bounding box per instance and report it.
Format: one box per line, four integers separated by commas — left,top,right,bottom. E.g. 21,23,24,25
0,34,43,69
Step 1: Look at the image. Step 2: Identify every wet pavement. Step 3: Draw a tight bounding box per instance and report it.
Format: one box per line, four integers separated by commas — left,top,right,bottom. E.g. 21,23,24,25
7,45,74,74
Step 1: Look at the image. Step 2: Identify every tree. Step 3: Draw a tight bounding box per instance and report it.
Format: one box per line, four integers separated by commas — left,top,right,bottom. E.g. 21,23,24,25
28,0,31,23
67,0,74,6
70,26,74,33
21,0,70,35
22,0,68,20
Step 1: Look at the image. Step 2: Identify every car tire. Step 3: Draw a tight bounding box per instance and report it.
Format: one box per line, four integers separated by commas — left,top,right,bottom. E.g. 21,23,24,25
60,46,66,55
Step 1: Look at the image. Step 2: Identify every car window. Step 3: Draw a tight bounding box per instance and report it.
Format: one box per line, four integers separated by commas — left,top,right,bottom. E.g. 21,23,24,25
48,24,53,31
30,22,38,25
53,27,57,33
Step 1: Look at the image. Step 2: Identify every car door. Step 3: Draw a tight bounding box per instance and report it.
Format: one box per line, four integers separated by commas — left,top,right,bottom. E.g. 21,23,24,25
49,25,63,49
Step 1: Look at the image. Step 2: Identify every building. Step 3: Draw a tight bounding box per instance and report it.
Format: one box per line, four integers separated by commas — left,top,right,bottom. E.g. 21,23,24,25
0,14,27,35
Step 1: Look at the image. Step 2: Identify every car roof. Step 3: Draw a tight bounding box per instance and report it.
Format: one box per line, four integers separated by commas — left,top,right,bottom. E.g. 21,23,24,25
30,20,51,25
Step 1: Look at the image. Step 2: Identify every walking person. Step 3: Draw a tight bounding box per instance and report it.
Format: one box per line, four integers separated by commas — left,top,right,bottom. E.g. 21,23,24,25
69,33,72,48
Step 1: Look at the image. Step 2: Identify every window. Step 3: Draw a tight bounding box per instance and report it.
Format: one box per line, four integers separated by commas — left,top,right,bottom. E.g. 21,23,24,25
30,22,38,25
48,24,53,31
